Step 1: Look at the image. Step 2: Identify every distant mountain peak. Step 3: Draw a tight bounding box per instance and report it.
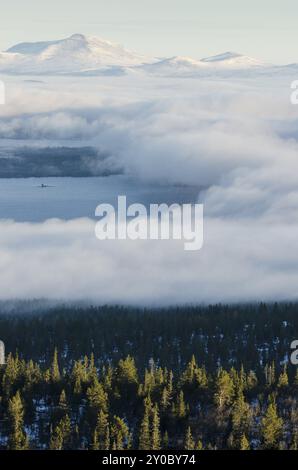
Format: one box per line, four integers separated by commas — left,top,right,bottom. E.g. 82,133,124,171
69,33,86,40
201,51,242,62
201,51,266,67
0,35,277,76
3,34,154,74
158,56,205,67
7,33,124,56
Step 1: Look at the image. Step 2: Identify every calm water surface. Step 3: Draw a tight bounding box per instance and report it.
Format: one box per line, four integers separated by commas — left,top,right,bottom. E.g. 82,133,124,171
0,176,199,222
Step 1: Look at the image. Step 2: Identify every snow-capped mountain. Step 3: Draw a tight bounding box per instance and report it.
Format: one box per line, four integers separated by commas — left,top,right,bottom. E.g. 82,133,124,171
0,34,154,74
0,34,291,77
139,52,270,77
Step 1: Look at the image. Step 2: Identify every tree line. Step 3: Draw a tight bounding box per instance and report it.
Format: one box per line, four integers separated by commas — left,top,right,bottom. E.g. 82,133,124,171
0,351,297,450
0,302,297,450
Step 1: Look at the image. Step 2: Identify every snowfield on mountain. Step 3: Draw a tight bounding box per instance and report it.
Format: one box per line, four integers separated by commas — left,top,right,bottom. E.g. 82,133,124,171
0,33,297,77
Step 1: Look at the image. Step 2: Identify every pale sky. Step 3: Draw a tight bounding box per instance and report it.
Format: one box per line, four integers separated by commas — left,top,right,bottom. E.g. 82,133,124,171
1,0,298,64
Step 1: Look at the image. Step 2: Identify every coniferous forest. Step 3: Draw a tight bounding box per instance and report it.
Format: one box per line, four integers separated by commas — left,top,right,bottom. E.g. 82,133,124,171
0,303,297,450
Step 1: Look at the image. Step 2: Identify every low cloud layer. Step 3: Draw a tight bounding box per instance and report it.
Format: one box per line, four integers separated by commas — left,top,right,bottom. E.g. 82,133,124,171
0,217,297,305
0,72,298,303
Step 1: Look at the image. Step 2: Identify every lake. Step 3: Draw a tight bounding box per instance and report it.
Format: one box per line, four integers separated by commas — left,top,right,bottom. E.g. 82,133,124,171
0,176,199,222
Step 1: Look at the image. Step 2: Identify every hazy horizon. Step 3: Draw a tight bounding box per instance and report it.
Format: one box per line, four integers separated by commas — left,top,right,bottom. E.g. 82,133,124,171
1,0,298,64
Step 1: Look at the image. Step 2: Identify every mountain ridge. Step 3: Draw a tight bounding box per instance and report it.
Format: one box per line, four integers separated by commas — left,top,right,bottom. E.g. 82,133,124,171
0,34,293,76
1,33,154,74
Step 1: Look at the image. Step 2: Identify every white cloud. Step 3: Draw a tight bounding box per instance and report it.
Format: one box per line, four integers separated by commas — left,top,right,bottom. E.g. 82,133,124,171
1,72,298,303
0,217,298,304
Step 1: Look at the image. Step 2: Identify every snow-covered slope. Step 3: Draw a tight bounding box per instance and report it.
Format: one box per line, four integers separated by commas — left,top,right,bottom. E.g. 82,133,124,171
0,35,291,77
140,51,271,77
0,51,24,68
201,51,267,68
141,56,208,76
0,34,154,74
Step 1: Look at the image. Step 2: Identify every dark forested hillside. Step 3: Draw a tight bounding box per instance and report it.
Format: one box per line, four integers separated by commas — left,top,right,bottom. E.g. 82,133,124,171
0,303,297,450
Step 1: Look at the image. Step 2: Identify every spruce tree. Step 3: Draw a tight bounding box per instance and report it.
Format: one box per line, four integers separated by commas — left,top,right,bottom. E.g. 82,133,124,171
214,368,234,409
196,440,203,450
181,355,197,386
176,390,186,418
277,366,289,389
231,390,250,442
160,387,170,411
8,391,29,450
139,398,151,450
2,354,19,397
261,400,283,449
184,426,195,450
87,377,108,413
240,433,250,450
151,404,161,450
162,431,169,449
50,415,71,450
117,356,138,385
290,431,298,450
93,409,110,450
51,348,61,383
111,416,130,450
